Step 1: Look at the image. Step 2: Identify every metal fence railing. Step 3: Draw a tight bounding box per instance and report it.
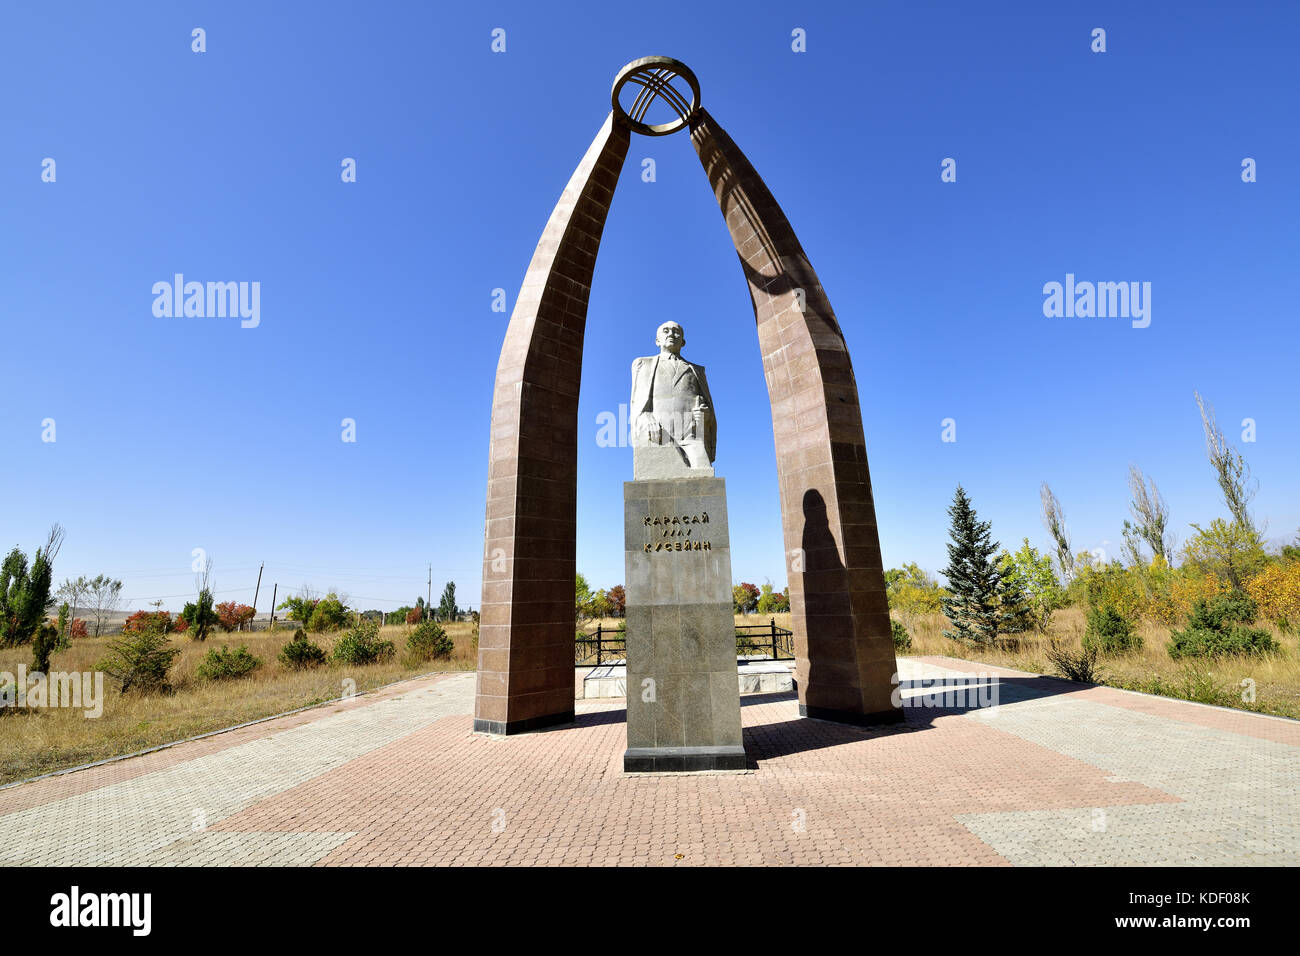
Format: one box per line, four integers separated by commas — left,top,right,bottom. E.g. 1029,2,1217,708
575,618,794,667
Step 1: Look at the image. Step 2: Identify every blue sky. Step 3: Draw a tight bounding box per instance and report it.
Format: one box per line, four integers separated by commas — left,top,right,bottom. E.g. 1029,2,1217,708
2,1,1296,613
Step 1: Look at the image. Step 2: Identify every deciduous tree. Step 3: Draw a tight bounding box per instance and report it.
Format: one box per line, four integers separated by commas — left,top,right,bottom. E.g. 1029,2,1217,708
1122,464,1173,566
606,584,626,617
438,581,459,622
997,539,1064,632
732,582,760,615
1040,483,1074,584
216,601,256,632
575,573,594,621
1195,391,1259,536
84,573,124,637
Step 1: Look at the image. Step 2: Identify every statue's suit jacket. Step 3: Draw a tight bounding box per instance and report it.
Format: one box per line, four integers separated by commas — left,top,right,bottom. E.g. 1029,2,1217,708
630,353,717,464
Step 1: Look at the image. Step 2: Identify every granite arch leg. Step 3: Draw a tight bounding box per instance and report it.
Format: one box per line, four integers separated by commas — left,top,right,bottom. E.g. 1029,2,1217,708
689,108,901,725
474,114,630,735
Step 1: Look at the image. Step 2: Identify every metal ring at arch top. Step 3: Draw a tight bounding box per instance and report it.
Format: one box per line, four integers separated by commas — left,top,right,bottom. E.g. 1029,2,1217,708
611,56,701,136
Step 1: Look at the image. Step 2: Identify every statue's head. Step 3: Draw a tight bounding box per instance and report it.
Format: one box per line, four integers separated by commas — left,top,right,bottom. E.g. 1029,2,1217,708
655,321,685,355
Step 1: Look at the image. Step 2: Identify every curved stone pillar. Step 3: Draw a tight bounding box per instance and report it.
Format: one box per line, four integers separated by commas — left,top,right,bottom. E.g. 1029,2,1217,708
474,114,630,734
689,108,900,725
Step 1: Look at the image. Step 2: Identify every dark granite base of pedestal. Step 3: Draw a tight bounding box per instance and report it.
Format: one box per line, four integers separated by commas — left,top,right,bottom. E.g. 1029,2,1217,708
472,710,574,736
623,745,748,773
799,704,906,726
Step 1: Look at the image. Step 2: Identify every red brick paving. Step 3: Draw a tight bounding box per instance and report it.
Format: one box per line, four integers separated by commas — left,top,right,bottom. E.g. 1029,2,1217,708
214,693,1176,866
919,656,1300,747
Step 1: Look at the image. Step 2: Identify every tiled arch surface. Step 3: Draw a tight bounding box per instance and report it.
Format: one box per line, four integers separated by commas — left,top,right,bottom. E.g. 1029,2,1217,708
476,108,897,732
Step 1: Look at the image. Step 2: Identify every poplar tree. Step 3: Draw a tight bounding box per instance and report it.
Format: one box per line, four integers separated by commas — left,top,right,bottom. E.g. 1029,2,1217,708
0,524,64,647
438,581,459,622
1040,483,1074,583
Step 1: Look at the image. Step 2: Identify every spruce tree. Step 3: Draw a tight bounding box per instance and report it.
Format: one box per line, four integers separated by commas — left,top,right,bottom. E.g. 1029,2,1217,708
941,485,1005,645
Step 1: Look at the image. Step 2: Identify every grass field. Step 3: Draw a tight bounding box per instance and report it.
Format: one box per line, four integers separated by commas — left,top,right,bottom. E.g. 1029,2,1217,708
899,606,1300,719
0,622,477,785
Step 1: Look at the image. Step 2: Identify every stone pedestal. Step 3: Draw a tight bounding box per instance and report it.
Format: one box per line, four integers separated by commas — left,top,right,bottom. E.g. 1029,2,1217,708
623,476,745,772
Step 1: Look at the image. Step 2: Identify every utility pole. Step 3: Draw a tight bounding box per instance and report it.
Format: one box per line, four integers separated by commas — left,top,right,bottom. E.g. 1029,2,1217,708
427,564,432,621
269,583,278,632
250,562,264,631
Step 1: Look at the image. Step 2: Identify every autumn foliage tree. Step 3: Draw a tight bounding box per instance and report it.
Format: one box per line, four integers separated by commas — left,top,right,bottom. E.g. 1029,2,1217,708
607,584,626,617
757,583,789,614
216,602,256,632
122,610,173,633
733,582,760,615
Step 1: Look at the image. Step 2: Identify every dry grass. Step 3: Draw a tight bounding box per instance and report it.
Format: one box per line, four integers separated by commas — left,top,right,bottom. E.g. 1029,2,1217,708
897,607,1300,719
11,605,1294,786
0,622,477,785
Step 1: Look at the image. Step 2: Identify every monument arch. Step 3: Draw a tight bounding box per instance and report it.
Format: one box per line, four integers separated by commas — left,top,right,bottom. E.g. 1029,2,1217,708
474,56,900,736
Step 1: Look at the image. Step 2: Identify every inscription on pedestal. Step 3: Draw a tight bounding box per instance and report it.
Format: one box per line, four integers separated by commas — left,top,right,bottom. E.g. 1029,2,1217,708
640,510,713,552
623,476,745,772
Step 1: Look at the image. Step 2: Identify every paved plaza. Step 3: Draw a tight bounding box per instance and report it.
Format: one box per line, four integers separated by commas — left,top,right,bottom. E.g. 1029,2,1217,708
3,657,1298,866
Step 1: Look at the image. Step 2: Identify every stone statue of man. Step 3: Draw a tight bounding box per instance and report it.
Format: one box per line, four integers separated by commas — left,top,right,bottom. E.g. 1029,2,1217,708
630,321,716,470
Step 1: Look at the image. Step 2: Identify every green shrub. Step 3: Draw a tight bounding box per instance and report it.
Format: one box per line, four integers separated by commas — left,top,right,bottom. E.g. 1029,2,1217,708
407,619,454,661
1082,605,1142,654
1168,624,1277,659
332,620,394,666
54,603,71,651
1168,592,1278,659
891,619,912,651
278,633,327,670
179,589,219,641
194,644,262,681
98,624,180,694
31,622,59,673
1185,592,1258,632
1045,638,1101,683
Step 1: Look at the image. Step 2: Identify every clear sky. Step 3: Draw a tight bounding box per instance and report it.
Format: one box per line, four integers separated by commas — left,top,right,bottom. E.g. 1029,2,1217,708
2,1,1296,614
